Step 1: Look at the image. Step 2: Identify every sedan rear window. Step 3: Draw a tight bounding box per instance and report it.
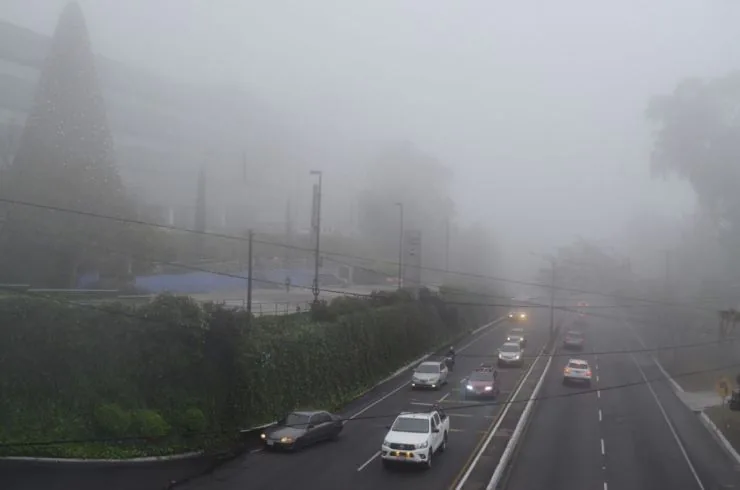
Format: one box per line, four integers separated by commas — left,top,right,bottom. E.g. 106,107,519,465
568,361,588,369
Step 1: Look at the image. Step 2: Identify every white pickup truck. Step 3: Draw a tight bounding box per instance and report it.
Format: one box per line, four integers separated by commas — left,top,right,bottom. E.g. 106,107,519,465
380,405,449,469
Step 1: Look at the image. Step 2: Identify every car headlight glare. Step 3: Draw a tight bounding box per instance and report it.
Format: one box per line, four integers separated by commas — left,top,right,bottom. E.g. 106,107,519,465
280,436,294,443
485,386,493,391
414,441,429,449
466,384,473,390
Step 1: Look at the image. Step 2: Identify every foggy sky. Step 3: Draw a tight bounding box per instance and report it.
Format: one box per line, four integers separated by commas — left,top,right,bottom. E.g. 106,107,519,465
2,0,739,280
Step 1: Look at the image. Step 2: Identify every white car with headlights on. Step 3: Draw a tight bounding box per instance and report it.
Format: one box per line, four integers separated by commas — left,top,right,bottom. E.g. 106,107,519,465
497,342,524,367
381,405,449,469
562,358,592,386
507,327,527,347
411,360,448,390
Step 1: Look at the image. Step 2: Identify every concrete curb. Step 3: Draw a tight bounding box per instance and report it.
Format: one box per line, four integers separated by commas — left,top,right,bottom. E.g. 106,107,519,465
454,342,547,490
0,452,203,464
631,326,740,465
698,411,740,464
338,316,505,412
486,349,553,489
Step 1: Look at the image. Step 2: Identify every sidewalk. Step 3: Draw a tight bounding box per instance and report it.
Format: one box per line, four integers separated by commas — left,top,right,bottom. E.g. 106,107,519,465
633,328,740,464
652,349,740,464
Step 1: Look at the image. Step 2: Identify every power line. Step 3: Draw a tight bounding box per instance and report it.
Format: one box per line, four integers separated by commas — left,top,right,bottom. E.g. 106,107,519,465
0,196,717,311
2,351,736,449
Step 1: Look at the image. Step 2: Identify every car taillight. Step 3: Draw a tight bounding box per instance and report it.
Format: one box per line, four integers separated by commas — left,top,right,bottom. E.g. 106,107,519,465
564,367,571,374
586,370,592,377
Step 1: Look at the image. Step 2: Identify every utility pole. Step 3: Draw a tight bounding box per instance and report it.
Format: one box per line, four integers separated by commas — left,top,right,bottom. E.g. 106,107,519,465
395,202,404,290
246,229,254,317
549,259,556,342
445,217,450,277
310,170,323,304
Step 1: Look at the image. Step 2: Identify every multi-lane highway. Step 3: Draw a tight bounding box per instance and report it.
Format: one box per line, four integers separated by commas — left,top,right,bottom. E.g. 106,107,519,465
178,311,550,490
503,309,740,490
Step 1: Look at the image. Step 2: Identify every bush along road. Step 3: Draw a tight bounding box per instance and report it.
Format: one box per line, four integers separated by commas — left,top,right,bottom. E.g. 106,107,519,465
0,285,501,488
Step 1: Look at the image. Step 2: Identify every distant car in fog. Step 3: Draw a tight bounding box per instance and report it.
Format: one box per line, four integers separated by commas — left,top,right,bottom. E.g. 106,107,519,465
508,327,527,347
563,330,585,350
497,342,524,367
464,367,500,399
563,359,592,387
508,310,528,322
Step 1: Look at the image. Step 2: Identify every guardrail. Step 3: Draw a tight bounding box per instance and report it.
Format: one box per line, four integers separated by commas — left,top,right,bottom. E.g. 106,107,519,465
484,322,561,489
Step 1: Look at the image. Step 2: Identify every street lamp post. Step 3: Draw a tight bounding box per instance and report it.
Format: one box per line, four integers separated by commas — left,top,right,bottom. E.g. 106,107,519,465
395,202,404,290
531,251,557,342
310,170,323,304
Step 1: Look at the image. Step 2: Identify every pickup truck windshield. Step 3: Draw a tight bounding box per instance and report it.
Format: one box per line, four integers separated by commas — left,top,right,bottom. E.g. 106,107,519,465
392,417,430,433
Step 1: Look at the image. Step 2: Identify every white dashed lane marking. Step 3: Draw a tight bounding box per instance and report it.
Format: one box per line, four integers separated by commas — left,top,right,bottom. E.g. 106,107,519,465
601,438,605,455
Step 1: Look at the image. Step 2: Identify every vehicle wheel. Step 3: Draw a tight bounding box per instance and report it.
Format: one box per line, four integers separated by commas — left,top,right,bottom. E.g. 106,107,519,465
425,449,433,469
439,432,448,453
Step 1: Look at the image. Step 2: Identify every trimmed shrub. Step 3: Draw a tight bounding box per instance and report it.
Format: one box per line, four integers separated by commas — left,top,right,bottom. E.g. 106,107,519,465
93,403,131,438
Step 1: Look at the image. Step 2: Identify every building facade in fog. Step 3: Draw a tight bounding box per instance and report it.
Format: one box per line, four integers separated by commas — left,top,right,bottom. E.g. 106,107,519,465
0,20,301,234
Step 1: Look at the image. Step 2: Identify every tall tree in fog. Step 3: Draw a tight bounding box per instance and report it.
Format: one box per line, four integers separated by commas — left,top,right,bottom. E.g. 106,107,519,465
647,73,740,278
357,142,454,275
0,2,136,286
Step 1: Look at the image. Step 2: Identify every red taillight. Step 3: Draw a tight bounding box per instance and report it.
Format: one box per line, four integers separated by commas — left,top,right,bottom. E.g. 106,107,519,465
564,367,571,375
586,370,592,377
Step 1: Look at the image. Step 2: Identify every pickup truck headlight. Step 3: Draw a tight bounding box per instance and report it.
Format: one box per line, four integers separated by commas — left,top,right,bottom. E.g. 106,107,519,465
484,386,493,391
414,441,429,449
383,439,391,447
466,384,474,390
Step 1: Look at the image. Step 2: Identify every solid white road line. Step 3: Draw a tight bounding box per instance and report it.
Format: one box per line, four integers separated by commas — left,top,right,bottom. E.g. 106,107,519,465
348,318,503,421
353,318,505,472
459,344,544,490
629,353,705,490
601,438,605,455
484,347,553,490
604,482,608,490
599,409,602,422
357,451,380,472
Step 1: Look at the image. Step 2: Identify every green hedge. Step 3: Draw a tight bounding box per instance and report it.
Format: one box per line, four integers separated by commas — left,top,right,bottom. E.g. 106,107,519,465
0,287,496,458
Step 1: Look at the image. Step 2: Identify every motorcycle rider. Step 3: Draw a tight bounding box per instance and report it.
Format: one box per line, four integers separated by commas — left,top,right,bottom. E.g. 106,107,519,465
447,346,456,360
